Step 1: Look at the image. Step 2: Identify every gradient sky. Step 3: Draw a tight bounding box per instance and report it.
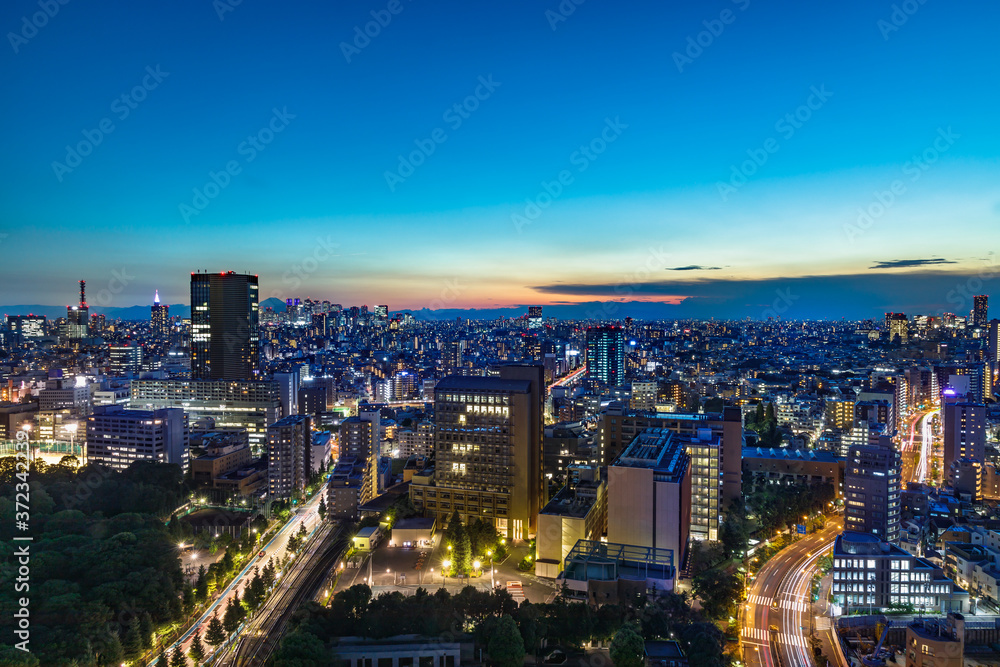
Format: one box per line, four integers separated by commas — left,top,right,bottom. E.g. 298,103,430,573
1,0,999,318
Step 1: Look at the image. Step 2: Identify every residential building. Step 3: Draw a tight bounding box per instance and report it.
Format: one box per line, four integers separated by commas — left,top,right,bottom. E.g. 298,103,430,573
830,531,967,614
904,614,965,667
942,401,986,475
109,344,143,377
267,414,312,500
845,436,901,543
742,446,844,498
586,326,625,386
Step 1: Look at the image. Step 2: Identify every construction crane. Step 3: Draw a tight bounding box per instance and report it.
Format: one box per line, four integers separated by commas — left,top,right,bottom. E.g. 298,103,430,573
861,620,892,667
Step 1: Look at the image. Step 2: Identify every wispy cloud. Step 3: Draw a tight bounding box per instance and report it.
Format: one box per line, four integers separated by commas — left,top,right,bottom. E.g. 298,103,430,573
666,265,722,271
869,258,956,270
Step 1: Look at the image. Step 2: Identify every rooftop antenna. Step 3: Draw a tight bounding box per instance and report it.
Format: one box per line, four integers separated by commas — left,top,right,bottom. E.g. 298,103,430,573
79,280,87,308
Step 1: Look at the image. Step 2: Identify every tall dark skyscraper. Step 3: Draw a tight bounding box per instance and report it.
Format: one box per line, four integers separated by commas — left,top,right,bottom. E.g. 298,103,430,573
190,271,260,380
586,325,625,386
844,436,901,544
150,290,169,337
528,305,542,329
66,279,89,339
972,294,988,328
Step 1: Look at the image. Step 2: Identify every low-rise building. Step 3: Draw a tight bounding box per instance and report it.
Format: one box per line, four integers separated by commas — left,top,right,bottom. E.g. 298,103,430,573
741,446,844,497
559,539,675,605
831,531,967,615
904,613,964,667
535,464,607,579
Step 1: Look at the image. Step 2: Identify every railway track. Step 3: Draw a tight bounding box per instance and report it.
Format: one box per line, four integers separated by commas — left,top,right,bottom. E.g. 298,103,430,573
217,522,348,666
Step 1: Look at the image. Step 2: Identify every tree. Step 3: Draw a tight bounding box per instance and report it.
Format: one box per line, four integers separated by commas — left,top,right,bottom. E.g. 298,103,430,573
122,616,143,661
170,644,188,667
454,528,472,576
195,565,208,602
692,567,741,620
318,495,328,521
609,622,645,667
487,615,525,667
156,643,169,666
204,612,226,647
244,571,265,612
188,631,205,665
139,611,155,650
223,595,244,634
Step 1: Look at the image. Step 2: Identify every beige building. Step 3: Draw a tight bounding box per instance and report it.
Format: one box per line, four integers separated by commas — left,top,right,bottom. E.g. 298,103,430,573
535,464,607,579
904,614,964,667
607,429,691,565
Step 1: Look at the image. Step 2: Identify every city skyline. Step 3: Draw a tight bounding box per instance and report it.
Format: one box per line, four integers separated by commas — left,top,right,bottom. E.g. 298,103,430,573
2,0,999,315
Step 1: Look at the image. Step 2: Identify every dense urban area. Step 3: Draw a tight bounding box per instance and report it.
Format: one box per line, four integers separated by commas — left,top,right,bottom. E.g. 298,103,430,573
1,276,999,667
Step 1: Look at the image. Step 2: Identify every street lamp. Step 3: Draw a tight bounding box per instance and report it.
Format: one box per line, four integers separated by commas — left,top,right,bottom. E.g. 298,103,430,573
486,550,494,588
442,559,451,588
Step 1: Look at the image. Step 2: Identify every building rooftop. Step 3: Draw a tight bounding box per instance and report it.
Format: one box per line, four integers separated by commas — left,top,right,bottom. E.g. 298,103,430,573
435,375,531,393
742,446,842,462
613,428,694,479
270,414,310,427
540,479,603,518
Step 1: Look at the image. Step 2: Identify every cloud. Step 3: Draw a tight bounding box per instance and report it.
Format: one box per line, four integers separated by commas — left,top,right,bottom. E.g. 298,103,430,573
529,266,998,319
666,265,722,271
868,258,957,270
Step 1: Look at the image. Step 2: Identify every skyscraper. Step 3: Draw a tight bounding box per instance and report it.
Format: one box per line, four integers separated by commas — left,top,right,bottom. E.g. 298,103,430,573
942,400,986,475
988,319,1000,371
844,436,901,543
190,271,260,380
150,290,169,337
972,295,988,329
373,304,388,324
267,414,312,500
66,279,89,339
410,374,541,541
885,313,908,343
586,325,625,386
528,306,543,329
109,344,143,377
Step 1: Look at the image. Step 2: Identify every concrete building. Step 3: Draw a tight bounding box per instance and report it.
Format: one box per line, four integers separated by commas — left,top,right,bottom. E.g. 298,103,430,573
535,464,607,579
904,614,965,667
191,430,252,485
598,405,743,530
741,446,844,497
845,436,901,544
942,401,986,477
267,414,312,500
831,531,967,615
327,456,366,520
410,373,540,542
630,381,658,412
560,539,675,604
607,429,691,564
130,379,281,451
398,420,433,459
86,405,189,472
339,407,381,506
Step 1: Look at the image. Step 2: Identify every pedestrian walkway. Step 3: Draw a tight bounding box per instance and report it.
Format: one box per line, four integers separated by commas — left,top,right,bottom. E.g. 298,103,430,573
505,580,526,603
740,627,810,648
746,594,810,612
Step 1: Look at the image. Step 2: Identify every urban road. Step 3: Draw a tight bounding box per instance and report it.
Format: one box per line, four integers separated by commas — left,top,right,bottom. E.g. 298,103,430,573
741,519,845,667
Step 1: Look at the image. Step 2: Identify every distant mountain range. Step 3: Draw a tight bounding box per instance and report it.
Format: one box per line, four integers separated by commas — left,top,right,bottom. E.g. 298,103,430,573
0,304,192,320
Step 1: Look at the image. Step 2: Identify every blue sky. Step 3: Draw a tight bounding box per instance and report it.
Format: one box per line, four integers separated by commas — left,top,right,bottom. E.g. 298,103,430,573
1,0,998,318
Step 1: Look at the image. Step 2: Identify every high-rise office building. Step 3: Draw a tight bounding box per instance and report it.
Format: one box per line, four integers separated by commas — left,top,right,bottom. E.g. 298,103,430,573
972,295,988,329
373,305,389,324
988,320,1000,371
86,405,189,472
65,280,89,340
150,290,169,337
6,315,46,339
844,436,901,543
586,325,625,386
410,374,541,541
267,414,312,500
942,400,986,475
528,306,543,329
885,313,909,343
190,271,260,380
109,344,143,377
